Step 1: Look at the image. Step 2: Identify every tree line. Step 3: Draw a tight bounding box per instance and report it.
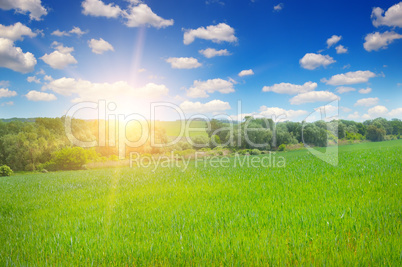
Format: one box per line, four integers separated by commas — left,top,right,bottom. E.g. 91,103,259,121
0,116,401,171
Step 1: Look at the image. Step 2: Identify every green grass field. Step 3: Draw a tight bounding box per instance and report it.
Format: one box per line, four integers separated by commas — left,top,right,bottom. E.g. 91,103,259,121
155,120,208,138
1,140,401,265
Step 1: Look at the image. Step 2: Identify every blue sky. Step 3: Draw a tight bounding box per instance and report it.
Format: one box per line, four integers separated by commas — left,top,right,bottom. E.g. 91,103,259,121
0,0,401,121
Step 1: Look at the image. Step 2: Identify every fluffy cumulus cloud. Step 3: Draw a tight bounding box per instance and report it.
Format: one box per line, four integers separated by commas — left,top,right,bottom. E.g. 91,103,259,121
82,0,173,28
25,90,57,101
186,78,235,98
336,86,356,94
0,22,37,41
43,77,169,102
0,38,36,73
238,69,254,77
40,42,78,69
262,81,317,95
183,23,237,45
88,38,114,54
359,87,372,94
199,48,231,58
51,30,69,37
322,70,376,85
299,53,335,70
347,111,360,120
0,88,17,98
179,100,231,114
335,45,348,54
327,35,342,48
361,106,402,119
389,108,402,118
0,0,48,20
52,26,88,37
273,3,283,11
354,97,379,107
82,0,122,18
363,31,402,52
259,106,308,121
290,91,339,105
70,26,87,36
166,57,202,69
27,75,40,83
123,3,174,28
371,2,402,27
363,105,389,119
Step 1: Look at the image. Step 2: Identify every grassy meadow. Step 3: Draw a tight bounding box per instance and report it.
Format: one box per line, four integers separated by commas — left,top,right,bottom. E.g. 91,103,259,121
0,140,401,265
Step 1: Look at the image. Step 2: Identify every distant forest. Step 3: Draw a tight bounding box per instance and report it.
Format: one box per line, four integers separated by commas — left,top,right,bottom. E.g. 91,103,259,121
0,117,401,171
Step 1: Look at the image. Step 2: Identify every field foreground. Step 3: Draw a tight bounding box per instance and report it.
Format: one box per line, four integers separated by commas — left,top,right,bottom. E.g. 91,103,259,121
0,141,401,265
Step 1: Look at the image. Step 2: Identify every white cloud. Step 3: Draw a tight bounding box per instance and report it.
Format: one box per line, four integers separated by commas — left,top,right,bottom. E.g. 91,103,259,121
43,77,169,101
40,42,77,69
186,78,235,98
262,81,317,95
1,101,14,106
299,53,335,70
52,27,88,37
51,29,69,37
336,86,356,94
69,26,87,36
389,108,402,118
259,106,308,121
0,88,17,98
0,81,10,87
358,87,372,94
335,45,348,54
362,106,402,119
238,69,254,77
273,3,283,11
347,111,360,120
82,0,173,29
88,38,114,54
366,105,389,118
371,2,402,27
44,75,53,81
0,0,48,20
27,76,40,83
199,48,231,58
0,22,37,41
82,0,122,18
363,31,402,52
327,35,342,48
166,57,202,69
183,23,237,45
322,70,376,85
123,3,174,28
354,97,379,107
25,90,57,101
179,99,231,113
0,38,36,73
341,107,352,113
290,91,339,105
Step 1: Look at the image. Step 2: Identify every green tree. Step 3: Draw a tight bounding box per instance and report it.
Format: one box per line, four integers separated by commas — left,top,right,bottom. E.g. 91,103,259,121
366,125,386,142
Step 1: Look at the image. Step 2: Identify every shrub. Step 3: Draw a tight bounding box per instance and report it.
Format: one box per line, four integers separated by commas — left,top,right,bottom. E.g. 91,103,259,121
0,165,13,176
278,144,286,151
37,161,58,172
25,163,35,172
250,149,261,155
53,147,89,170
367,125,386,142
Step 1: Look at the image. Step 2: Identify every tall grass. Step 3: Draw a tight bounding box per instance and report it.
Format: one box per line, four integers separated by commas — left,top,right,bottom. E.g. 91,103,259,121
0,140,401,265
